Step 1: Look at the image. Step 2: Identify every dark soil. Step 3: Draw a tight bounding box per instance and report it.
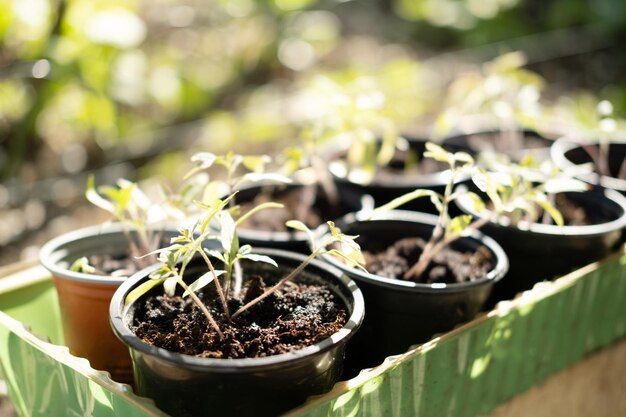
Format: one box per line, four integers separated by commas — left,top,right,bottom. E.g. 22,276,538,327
131,274,347,358
363,237,493,284
375,153,448,182
553,194,589,226
84,254,140,277
463,131,549,155
239,185,334,233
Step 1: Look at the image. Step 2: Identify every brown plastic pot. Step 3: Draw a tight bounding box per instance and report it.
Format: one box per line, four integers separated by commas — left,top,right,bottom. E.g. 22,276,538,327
39,224,175,384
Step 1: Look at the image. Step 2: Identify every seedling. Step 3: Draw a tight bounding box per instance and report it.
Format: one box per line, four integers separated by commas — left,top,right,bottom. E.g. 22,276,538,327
296,74,403,187
186,151,291,205
367,142,585,280
125,191,365,339
578,100,626,180
82,176,170,274
437,52,545,150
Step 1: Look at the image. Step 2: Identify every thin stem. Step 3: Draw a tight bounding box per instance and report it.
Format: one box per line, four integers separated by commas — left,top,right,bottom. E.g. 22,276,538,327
403,215,491,280
311,154,339,208
176,277,224,340
198,248,231,321
232,260,243,298
541,193,556,225
231,252,317,320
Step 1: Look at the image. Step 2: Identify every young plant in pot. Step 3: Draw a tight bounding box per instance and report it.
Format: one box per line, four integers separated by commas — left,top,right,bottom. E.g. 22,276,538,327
318,143,510,372
109,193,366,417
455,152,626,302
39,177,185,384
438,52,554,162
551,100,626,195
188,143,360,253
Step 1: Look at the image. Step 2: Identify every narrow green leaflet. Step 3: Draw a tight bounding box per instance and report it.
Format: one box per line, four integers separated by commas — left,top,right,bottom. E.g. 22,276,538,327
532,197,564,226
85,175,115,214
183,270,226,297
69,257,96,274
424,142,452,165
235,202,284,226
241,155,271,173
219,211,236,254
446,215,473,237
371,189,440,217
125,278,165,306
240,254,278,267
326,248,367,271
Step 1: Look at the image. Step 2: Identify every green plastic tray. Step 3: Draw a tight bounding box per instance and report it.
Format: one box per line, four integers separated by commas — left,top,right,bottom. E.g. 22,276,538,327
1,250,625,417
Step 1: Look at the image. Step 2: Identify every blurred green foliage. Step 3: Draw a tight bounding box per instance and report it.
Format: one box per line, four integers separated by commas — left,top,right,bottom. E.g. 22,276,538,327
0,0,624,184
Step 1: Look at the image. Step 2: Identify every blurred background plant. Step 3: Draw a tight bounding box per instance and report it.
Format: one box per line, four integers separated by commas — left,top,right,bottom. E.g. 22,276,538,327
0,0,625,266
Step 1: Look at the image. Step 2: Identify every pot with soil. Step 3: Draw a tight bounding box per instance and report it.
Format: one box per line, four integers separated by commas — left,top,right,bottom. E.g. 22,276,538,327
329,137,466,213
39,223,176,384
317,210,508,372
551,137,626,195
455,184,626,302
442,129,554,162
234,182,361,253
110,248,364,417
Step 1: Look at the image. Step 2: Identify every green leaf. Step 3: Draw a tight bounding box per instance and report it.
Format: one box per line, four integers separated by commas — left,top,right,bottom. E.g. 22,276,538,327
465,192,486,213
453,151,474,165
69,257,96,274
531,195,564,226
125,278,164,306
163,277,178,296
238,244,252,255
205,249,227,264
235,202,283,226
191,152,217,169
219,211,236,254
183,270,226,297
236,172,292,188
371,189,440,216
326,248,367,271
242,155,271,173
240,253,278,267
285,220,309,233
376,127,398,166
446,215,472,237
85,175,115,214
423,142,451,164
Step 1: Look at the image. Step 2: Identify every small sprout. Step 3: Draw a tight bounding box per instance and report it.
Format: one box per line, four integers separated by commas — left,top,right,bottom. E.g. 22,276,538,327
363,142,580,280
126,188,365,340
69,257,96,274
187,151,291,205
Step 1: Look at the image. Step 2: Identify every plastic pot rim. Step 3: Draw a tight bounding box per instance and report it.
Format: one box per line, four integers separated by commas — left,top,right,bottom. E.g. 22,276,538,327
550,136,626,192
317,210,509,294
109,247,365,373
455,184,626,237
39,223,136,286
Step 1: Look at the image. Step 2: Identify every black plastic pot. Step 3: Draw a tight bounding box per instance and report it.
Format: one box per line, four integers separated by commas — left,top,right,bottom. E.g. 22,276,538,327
234,183,361,254
329,138,465,214
110,248,364,417
551,137,626,195
455,185,626,302
443,129,553,162
317,210,508,373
